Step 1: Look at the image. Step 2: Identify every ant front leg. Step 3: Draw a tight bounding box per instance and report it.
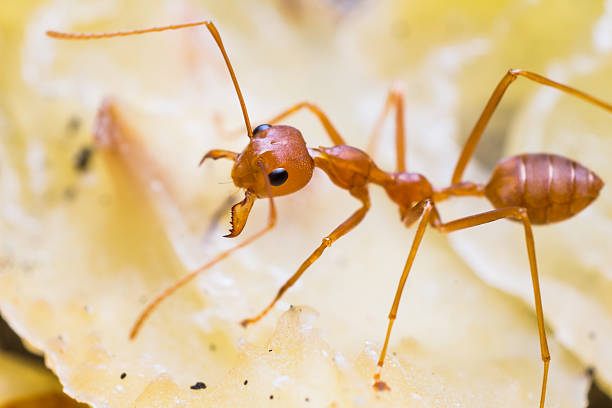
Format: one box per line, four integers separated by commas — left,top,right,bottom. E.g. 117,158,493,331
366,81,407,172
452,69,612,184
432,206,550,408
240,186,370,327
374,199,433,391
129,162,277,339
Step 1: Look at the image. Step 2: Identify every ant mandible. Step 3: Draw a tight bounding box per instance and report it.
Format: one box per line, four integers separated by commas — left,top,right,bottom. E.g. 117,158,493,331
48,20,608,407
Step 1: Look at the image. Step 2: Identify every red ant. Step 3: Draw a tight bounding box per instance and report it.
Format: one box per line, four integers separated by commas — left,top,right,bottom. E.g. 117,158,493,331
47,20,608,407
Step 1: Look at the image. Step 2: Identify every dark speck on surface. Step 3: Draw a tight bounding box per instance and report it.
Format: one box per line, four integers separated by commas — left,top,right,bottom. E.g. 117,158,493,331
67,116,81,132
268,349,272,352
74,146,93,172
269,395,274,400
63,187,77,200
190,382,207,390
243,379,248,385
209,343,217,352
120,372,126,380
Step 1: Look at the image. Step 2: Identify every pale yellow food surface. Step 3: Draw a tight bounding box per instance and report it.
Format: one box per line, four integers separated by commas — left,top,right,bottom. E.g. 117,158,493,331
0,1,610,407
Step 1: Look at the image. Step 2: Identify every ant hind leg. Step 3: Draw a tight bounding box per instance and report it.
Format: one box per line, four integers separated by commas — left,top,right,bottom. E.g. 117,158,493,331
433,206,550,408
452,69,612,184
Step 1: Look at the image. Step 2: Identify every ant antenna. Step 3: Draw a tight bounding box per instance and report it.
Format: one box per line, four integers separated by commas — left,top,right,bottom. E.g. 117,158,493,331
47,20,254,138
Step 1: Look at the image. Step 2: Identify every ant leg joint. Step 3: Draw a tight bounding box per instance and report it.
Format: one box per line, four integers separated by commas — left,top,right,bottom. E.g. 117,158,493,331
322,237,332,247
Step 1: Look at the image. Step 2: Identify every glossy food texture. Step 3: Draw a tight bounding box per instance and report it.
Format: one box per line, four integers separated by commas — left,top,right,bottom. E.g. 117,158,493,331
231,125,314,198
485,153,604,224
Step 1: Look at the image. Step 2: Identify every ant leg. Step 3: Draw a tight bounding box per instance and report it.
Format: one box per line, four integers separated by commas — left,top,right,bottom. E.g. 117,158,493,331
366,81,407,172
452,69,612,184
240,187,370,327
199,149,237,165
432,206,550,408
259,102,346,145
129,162,277,339
373,199,433,391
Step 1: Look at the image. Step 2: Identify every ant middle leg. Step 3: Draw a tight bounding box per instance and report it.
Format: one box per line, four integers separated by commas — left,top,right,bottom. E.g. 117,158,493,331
240,187,370,327
373,199,433,391
432,206,550,408
366,81,407,172
259,101,346,145
452,69,612,185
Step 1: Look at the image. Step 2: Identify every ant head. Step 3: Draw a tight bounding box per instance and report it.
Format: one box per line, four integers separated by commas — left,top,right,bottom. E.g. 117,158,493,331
231,124,314,198
224,124,314,238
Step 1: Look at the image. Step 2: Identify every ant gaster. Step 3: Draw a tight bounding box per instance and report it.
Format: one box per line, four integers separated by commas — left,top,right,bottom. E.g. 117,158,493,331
48,21,608,408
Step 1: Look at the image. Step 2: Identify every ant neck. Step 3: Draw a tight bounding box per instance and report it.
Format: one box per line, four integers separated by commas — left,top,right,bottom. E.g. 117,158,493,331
370,170,434,209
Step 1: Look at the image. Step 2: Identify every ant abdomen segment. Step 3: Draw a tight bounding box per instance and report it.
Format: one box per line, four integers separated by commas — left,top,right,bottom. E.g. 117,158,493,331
485,153,604,224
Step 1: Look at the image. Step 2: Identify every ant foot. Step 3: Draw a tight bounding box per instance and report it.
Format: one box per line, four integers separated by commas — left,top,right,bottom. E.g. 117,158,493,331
373,380,390,391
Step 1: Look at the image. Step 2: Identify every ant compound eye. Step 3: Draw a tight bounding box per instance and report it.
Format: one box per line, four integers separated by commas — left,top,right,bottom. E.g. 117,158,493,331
268,168,289,186
253,124,271,136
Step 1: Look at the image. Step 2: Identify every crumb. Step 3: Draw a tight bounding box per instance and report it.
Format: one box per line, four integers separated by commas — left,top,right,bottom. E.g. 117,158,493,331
269,395,274,400
120,373,126,380
268,349,273,352
243,379,248,385
190,382,207,390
